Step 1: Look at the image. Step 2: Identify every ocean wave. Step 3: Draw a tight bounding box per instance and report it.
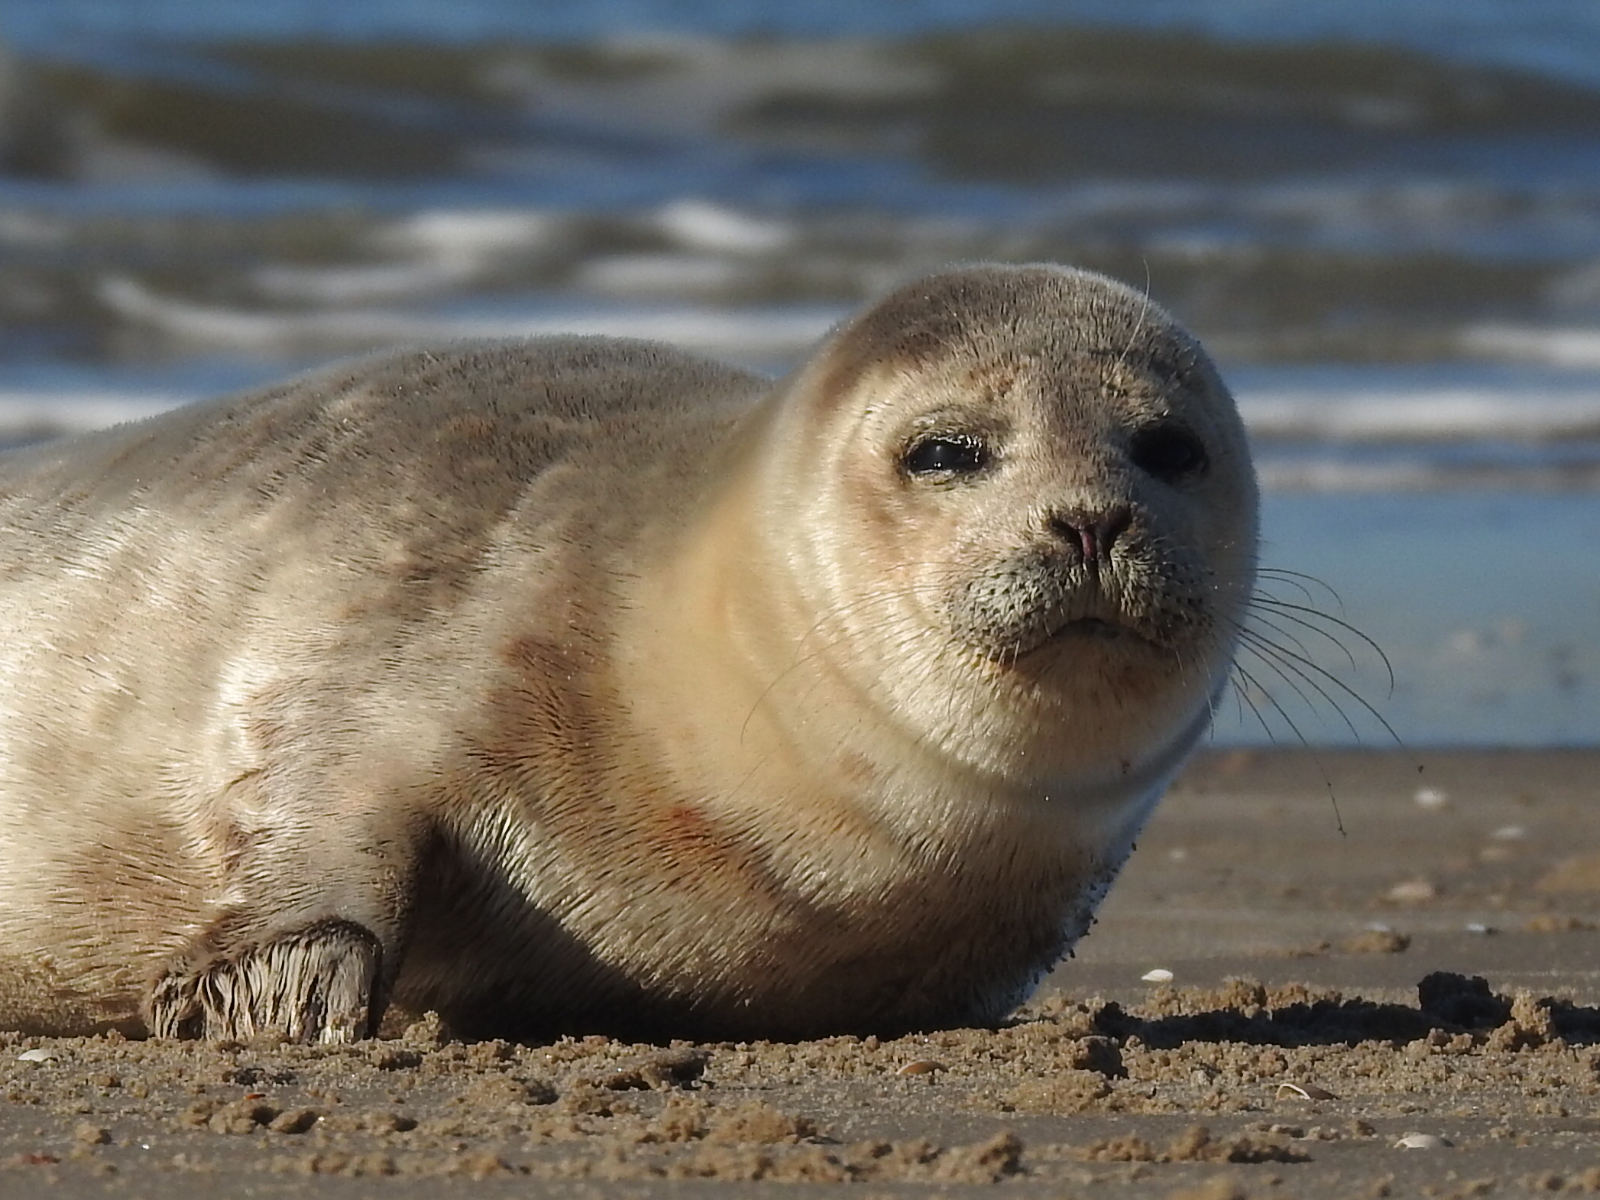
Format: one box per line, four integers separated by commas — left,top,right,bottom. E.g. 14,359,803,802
0,194,1570,370
1252,456,1600,492
1237,385,1600,442
1460,324,1600,369
9,25,1600,186
0,390,187,443
97,276,843,362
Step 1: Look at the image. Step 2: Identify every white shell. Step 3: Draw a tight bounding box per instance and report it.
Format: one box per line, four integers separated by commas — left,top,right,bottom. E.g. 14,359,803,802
1394,1132,1452,1150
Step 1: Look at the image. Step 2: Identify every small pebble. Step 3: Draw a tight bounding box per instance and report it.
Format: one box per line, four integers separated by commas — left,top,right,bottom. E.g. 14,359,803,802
1385,879,1437,903
896,1060,944,1076
1141,968,1174,983
17,1048,59,1063
1394,1132,1452,1150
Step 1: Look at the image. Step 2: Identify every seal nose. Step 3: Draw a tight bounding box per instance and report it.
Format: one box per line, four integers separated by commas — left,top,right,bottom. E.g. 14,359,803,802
1048,505,1131,565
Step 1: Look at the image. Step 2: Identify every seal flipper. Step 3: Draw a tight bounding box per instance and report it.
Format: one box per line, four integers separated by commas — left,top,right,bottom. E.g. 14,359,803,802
138,758,428,1041
146,918,384,1043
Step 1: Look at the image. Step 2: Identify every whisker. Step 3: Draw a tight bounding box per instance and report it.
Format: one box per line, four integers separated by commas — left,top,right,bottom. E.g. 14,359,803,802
1247,597,1360,674
1237,629,1364,745
1236,624,1406,752
1112,259,1154,373
1226,669,1277,745
1241,606,1319,666
1251,571,1320,608
1228,660,1346,835
1231,661,1310,748
1247,597,1396,695
1255,567,1347,611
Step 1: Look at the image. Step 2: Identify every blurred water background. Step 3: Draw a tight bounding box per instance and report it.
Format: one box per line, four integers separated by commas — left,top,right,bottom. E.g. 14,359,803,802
1,0,1598,745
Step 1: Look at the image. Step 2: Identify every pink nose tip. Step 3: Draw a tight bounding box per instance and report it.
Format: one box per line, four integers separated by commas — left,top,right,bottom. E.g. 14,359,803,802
1049,506,1131,563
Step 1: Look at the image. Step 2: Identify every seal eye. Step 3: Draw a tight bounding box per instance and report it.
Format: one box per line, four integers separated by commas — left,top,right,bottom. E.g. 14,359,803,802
902,435,988,478
1130,424,1208,482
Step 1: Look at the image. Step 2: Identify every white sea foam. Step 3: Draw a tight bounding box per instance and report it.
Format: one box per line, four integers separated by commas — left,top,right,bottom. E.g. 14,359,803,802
374,210,560,260
1250,457,1550,492
1461,324,1600,368
653,199,794,254
249,210,566,305
1236,386,1600,441
251,260,486,305
0,391,184,439
99,277,841,362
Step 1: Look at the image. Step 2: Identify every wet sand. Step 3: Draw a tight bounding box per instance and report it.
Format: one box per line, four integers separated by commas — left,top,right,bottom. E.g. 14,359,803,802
3,747,1598,1198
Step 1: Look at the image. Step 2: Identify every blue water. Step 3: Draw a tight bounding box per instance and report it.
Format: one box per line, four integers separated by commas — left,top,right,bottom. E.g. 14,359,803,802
1215,492,1600,747
1,0,1598,746
9,0,1600,86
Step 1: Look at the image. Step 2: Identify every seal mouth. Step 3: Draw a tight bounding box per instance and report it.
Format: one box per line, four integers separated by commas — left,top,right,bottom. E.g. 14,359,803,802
1052,616,1131,641
949,551,1193,663
984,605,1165,662
1043,611,1168,653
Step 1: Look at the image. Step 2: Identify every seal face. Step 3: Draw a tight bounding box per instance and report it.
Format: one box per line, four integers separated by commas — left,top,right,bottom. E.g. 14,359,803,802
0,265,1256,1042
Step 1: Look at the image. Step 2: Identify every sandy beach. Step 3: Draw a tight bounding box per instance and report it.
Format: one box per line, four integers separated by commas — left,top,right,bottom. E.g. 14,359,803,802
1,746,1596,1198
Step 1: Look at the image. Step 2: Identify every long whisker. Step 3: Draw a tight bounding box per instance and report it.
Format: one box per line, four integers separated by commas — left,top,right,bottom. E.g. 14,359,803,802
1228,660,1347,835
1237,629,1365,745
1247,597,1361,674
1235,623,1406,751
1241,606,1319,666
1231,661,1313,750
1250,571,1320,608
1248,598,1396,694
1226,665,1279,745
1255,567,1347,611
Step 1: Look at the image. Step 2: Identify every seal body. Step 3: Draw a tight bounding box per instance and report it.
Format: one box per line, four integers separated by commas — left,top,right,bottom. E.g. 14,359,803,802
0,265,1256,1041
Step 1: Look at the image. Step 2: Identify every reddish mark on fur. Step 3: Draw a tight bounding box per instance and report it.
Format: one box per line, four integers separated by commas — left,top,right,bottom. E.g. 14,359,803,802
658,805,721,853
837,752,879,789
647,803,783,899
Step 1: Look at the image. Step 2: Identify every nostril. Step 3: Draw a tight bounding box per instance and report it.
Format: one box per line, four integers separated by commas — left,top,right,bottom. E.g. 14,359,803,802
1049,506,1131,563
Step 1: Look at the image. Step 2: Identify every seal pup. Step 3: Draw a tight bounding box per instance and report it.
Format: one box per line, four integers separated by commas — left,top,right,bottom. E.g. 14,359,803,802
0,264,1257,1042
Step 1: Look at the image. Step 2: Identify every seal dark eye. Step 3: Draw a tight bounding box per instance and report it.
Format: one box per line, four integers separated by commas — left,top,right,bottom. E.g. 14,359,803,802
1130,423,1208,482
902,435,989,478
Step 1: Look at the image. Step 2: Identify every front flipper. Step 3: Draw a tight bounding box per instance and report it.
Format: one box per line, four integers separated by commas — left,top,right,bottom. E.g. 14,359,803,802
147,918,383,1043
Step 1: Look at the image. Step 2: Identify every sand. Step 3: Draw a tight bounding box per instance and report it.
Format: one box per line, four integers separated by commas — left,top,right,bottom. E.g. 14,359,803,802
3,747,1598,1198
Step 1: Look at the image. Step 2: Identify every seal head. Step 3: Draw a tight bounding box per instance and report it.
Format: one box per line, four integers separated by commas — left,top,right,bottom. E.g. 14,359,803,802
743,264,1256,782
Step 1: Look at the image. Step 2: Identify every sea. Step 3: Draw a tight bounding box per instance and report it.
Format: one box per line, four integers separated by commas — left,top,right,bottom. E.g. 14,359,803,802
1,0,1598,747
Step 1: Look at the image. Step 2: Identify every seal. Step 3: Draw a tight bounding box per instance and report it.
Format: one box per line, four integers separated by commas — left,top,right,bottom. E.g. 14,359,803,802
0,264,1257,1042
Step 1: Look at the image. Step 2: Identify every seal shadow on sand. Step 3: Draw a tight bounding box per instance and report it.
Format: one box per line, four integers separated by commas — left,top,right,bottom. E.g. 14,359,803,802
1048,972,1600,1056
